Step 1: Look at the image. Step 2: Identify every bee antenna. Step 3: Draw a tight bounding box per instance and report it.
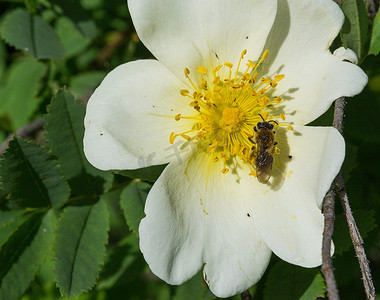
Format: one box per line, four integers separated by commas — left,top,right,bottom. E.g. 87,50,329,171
258,114,265,121
269,120,278,125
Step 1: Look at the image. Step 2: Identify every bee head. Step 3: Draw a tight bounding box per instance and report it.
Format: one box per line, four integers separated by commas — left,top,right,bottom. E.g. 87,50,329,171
257,121,275,130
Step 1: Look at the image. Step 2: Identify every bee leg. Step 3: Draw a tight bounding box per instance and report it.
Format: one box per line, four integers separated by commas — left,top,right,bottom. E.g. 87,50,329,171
248,136,255,144
274,142,278,145
253,127,258,132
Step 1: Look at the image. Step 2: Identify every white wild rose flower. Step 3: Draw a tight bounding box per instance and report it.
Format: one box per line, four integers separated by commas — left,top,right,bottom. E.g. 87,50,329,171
84,0,367,297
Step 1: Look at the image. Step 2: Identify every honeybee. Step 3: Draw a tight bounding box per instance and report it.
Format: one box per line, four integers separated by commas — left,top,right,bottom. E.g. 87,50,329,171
249,116,278,183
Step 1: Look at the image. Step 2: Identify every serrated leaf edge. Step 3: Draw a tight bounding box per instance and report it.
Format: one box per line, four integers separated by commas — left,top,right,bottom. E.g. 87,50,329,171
0,136,71,208
52,200,110,298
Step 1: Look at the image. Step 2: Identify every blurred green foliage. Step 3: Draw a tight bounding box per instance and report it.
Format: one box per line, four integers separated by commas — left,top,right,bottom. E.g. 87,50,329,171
0,0,379,299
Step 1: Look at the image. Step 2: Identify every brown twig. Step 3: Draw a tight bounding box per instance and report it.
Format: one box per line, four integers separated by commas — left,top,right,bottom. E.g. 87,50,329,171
332,97,376,299
0,119,44,158
321,186,340,300
332,97,346,134
240,290,252,300
335,172,376,299
320,97,346,298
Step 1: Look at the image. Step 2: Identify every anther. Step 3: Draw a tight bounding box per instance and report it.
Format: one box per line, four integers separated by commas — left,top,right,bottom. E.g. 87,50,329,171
246,60,255,68
214,65,223,73
257,99,265,106
169,132,176,144
274,74,285,81
262,50,269,60
175,114,181,121
180,89,189,96
181,134,191,141
270,81,278,88
196,66,208,74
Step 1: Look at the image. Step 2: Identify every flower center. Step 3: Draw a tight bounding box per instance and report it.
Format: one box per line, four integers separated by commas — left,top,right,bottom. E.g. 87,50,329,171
170,49,291,176
219,107,244,133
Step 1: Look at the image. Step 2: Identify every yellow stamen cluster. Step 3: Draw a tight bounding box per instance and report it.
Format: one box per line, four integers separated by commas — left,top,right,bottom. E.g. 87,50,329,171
170,50,289,174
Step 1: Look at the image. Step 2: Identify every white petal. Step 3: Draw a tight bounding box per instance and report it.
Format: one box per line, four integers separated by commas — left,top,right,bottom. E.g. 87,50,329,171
128,0,277,82
139,151,272,298
84,60,196,170
260,0,367,125
247,126,344,267
333,47,359,64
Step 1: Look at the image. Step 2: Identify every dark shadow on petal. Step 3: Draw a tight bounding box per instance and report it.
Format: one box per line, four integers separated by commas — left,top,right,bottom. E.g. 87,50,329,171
269,126,293,191
259,0,291,75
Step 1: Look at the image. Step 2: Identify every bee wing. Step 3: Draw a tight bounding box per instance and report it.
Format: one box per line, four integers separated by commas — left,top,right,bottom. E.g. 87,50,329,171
255,151,274,184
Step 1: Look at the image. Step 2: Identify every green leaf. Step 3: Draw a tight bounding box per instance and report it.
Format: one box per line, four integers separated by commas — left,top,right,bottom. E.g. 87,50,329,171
97,235,140,290
334,209,377,254
298,273,325,300
0,8,64,59
369,11,380,55
53,200,109,298
55,16,89,58
264,261,325,300
44,90,86,179
69,71,106,98
0,57,45,128
44,90,112,195
51,0,97,39
0,212,44,283
115,164,167,182
0,211,55,300
25,0,37,14
341,0,369,61
120,181,150,236
0,210,23,229
0,137,70,208
0,37,6,82
0,212,28,245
